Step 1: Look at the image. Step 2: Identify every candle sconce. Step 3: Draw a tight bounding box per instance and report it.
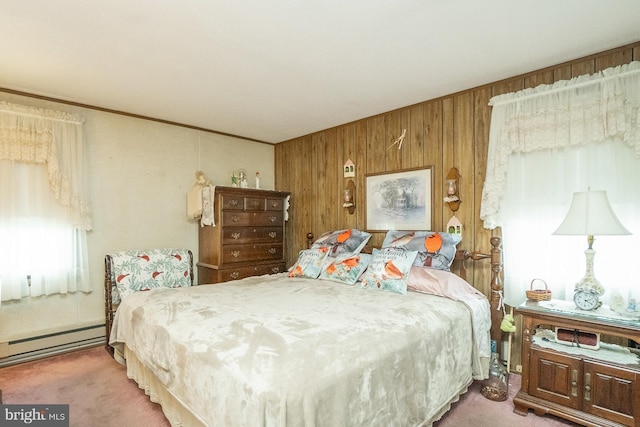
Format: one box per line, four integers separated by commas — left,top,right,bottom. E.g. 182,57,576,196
343,179,356,214
443,167,461,211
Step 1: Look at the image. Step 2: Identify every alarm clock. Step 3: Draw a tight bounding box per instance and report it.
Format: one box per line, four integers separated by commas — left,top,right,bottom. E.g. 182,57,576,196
574,287,602,311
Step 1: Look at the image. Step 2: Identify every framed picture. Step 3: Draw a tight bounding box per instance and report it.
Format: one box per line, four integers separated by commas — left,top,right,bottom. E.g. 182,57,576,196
365,167,433,231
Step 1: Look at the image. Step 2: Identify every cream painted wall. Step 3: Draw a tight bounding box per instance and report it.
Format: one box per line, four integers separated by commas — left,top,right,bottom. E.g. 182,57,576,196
0,92,275,343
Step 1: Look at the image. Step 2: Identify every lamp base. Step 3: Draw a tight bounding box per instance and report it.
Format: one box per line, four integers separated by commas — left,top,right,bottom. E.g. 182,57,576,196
576,247,604,296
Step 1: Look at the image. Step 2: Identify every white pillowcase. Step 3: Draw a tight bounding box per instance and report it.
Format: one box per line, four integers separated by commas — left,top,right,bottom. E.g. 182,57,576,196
407,266,486,300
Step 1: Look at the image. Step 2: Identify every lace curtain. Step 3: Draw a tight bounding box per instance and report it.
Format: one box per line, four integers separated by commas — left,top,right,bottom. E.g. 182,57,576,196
480,62,640,307
0,102,92,301
481,61,640,230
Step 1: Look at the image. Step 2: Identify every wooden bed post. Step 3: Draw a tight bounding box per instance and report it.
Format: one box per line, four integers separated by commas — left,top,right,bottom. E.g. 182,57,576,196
488,237,504,358
454,237,504,357
104,255,115,357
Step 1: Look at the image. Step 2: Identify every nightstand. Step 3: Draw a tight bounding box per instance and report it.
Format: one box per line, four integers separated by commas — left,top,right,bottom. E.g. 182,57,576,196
514,300,640,427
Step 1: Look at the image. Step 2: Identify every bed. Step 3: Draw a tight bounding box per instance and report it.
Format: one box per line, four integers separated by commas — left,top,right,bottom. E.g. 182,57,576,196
106,233,503,427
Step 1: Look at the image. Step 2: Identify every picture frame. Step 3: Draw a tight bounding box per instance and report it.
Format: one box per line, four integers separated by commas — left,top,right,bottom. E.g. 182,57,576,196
365,167,433,231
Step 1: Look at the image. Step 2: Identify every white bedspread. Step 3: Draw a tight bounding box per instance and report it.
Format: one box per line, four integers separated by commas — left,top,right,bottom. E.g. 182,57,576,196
110,273,490,427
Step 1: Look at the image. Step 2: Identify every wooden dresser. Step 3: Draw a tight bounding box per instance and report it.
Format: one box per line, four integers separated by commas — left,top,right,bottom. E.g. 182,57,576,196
197,186,290,285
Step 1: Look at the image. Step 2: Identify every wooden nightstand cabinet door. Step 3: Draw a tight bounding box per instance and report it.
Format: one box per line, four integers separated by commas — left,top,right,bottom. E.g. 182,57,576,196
584,361,638,427
530,347,582,410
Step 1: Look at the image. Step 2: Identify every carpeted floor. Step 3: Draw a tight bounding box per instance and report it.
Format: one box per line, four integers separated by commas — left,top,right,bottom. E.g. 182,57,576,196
433,372,580,427
0,346,580,427
0,346,169,427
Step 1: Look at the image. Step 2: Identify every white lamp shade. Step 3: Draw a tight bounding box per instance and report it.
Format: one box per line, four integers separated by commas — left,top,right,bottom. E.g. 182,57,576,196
553,190,630,236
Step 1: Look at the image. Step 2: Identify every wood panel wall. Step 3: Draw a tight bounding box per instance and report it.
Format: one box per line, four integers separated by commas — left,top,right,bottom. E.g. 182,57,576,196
274,41,640,369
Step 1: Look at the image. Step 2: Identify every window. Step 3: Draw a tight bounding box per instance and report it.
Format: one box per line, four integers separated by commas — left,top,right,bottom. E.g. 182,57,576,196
481,62,640,307
0,102,91,301
499,140,639,306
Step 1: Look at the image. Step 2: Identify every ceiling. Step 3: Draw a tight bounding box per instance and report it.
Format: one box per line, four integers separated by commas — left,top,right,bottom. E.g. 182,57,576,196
1,1,639,144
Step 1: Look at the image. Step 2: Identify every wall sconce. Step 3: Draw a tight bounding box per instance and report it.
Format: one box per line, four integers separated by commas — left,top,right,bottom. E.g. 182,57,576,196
343,179,356,214
443,167,461,211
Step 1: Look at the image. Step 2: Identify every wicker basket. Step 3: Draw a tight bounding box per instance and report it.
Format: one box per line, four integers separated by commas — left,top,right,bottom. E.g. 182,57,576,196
526,278,552,301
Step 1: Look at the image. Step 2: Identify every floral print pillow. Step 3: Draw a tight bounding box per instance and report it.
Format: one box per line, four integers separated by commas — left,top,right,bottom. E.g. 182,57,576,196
110,248,192,304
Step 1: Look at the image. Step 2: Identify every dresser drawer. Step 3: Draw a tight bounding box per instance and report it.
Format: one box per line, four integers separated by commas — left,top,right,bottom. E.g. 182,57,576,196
266,197,285,211
221,243,283,263
245,197,265,211
219,263,286,282
222,211,283,227
222,227,283,244
221,194,245,210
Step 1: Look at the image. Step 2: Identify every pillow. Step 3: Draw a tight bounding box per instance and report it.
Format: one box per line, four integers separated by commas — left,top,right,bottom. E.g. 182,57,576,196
319,253,372,285
288,248,329,279
407,266,486,300
382,230,461,271
311,229,371,257
111,248,192,303
360,248,418,295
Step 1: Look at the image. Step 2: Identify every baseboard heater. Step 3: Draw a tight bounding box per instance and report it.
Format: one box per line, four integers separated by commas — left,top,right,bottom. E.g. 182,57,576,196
0,324,105,368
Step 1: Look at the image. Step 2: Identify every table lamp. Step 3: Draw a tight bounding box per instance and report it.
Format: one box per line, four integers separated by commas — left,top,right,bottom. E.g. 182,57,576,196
553,190,630,301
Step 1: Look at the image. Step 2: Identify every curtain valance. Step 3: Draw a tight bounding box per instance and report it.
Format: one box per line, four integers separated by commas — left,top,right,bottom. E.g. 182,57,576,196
480,61,640,230
0,101,92,230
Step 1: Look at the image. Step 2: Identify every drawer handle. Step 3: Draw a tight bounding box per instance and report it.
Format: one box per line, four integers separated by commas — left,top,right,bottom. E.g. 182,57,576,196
271,201,279,208
232,216,240,222
251,200,260,208
230,271,240,279
231,251,240,258
269,216,277,223
269,231,276,238
269,248,276,254
271,267,280,273
584,373,591,401
231,232,240,240
229,200,239,207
